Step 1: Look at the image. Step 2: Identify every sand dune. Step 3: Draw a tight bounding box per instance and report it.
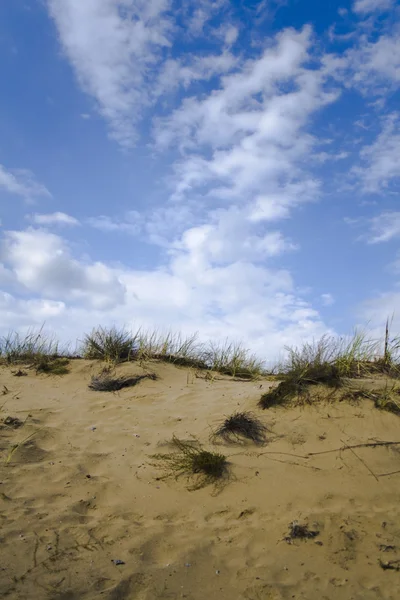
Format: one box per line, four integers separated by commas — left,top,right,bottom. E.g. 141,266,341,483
1,360,400,599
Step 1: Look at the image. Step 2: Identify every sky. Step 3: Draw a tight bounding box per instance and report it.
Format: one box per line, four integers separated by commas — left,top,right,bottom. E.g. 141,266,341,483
0,0,399,361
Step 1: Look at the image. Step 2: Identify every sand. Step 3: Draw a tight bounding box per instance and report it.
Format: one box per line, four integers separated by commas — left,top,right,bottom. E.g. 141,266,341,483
1,359,400,599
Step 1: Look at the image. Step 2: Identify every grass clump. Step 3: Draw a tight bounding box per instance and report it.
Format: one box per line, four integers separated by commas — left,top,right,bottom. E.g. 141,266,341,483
260,332,383,409
259,380,305,409
152,436,229,490
0,328,60,364
82,326,138,362
137,331,207,368
371,382,400,416
35,357,70,375
89,372,157,392
79,326,266,379
202,340,265,379
137,331,265,378
213,411,268,445
340,380,400,415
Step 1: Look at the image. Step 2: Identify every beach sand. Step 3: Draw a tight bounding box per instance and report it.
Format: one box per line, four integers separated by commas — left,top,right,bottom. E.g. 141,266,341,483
1,360,400,599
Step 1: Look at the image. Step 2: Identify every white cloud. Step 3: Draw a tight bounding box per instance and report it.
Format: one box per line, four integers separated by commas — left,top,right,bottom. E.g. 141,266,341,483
87,211,141,234
154,25,337,228
3,18,347,358
0,164,50,200
170,206,296,265
47,0,174,147
353,113,400,192
364,211,400,243
343,33,400,93
0,226,331,361
155,51,238,96
185,0,227,37
1,228,125,309
220,24,239,45
360,291,400,341
352,0,394,14
30,212,80,226
321,293,335,306
0,291,66,329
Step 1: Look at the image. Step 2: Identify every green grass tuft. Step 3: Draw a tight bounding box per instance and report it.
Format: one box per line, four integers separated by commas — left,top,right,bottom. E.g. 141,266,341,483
82,326,138,362
213,411,268,445
152,436,229,490
202,340,265,379
0,328,60,364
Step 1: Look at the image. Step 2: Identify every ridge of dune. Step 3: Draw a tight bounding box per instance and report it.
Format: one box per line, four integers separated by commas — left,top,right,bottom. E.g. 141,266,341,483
1,359,400,599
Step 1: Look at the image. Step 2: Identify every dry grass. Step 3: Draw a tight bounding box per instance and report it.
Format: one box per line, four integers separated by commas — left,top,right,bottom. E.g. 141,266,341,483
89,372,157,392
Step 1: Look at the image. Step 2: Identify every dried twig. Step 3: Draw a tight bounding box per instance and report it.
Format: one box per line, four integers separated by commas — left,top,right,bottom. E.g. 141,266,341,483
257,450,309,459
340,439,378,482
263,455,321,470
307,441,400,457
378,470,400,477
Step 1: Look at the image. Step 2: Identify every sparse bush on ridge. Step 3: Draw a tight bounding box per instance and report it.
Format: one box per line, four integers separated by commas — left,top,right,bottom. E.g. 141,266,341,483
3,323,400,390
259,329,400,409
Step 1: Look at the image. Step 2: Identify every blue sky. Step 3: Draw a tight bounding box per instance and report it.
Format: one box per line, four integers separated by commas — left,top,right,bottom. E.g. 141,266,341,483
0,0,399,360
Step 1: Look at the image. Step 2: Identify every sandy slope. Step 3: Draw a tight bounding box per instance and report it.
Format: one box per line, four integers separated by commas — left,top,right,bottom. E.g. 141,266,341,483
1,360,400,600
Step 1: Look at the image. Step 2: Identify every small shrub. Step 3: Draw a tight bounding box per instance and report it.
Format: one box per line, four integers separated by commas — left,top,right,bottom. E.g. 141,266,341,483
89,372,157,392
213,411,268,445
152,436,229,490
82,326,138,362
